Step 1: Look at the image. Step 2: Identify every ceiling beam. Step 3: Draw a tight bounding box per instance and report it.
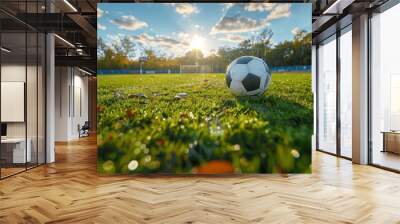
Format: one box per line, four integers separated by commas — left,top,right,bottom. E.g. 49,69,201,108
67,13,96,38
55,55,96,71
66,13,96,47
323,0,356,14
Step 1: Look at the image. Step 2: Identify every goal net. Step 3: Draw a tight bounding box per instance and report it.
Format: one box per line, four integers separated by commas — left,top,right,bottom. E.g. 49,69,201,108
179,65,213,73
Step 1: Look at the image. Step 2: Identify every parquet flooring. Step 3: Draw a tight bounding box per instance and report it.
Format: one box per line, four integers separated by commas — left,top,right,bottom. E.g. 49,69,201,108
1,136,400,223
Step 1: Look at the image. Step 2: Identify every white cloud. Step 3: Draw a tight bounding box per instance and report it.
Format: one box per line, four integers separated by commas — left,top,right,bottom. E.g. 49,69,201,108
210,3,291,35
266,4,291,21
291,27,301,35
98,23,106,30
243,3,291,21
110,15,148,31
244,3,275,12
210,14,269,34
219,34,247,43
291,27,308,39
97,8,103,18
131,33,190,57
222,3,235,11
194,24,204,30
178,32,190,40
168,3,199,16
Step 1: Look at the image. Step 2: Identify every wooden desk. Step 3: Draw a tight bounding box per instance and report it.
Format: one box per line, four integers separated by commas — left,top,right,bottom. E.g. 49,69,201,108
1,138,31,163
382,131,400,154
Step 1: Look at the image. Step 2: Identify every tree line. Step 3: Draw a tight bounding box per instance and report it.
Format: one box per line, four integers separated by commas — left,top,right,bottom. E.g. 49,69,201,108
97,28,311,72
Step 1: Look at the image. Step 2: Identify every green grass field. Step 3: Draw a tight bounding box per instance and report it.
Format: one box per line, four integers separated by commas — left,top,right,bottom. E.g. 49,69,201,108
97,73,312,174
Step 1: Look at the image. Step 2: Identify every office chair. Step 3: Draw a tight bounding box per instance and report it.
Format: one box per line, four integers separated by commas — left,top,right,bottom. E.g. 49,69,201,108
79,121,90,138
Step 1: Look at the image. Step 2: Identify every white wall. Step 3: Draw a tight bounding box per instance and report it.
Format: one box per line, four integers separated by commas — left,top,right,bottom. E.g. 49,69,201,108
1,64,26,81
1,63,46,164
1,65,41,138
1,64,26,138
55,67,70,141
55,67,89,141
72,72,89,138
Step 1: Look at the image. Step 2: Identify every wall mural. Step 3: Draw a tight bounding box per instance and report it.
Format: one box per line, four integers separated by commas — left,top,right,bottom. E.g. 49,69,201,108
97,3,313,174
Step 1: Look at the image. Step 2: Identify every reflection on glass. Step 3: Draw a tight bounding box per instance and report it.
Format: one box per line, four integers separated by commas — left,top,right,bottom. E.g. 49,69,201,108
1,31,27,177
318,36,337,154
390,75,400,130
0,0,47,179
340,28,352,158
371,3,400,171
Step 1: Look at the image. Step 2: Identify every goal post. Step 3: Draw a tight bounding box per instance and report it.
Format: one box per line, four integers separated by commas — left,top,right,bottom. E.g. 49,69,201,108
179,64,213,74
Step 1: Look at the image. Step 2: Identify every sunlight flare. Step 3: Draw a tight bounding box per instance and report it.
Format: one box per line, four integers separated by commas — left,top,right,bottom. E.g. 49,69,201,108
190,35,205,50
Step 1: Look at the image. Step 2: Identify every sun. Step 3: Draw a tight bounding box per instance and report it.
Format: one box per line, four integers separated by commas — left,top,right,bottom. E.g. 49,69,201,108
190,35,205,50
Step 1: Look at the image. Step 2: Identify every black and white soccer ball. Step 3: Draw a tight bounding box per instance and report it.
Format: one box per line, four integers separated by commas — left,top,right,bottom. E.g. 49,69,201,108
226,56,271,96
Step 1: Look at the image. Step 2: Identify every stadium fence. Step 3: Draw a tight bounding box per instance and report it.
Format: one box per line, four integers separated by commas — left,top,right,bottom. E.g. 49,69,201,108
97,65,311,75
180,65,213,73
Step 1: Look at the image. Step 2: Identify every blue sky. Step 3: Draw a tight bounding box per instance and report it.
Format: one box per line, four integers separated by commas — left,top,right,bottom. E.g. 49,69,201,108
98,3,311,59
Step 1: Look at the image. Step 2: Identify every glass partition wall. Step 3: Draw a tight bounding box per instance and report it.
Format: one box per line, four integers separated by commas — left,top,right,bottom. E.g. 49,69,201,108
370,3,400,171
315,1,400,171
317,35,337,155
316,25,352,159
0,2,46,179
339,26,352,159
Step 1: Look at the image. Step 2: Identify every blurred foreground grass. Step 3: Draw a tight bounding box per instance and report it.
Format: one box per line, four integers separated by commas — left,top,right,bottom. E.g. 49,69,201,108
97,73,312,174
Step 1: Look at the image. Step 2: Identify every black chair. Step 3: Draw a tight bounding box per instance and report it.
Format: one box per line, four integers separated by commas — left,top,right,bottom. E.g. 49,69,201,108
79,121,90,138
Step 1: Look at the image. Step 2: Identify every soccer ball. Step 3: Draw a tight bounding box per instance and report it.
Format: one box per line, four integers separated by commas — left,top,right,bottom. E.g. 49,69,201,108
226,56,271,96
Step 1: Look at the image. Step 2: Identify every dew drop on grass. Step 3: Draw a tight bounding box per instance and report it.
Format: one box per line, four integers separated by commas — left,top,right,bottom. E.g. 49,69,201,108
291,149,300,158
128,160,139,171
144,155,152,163
189,112,195,119
103,160,114,172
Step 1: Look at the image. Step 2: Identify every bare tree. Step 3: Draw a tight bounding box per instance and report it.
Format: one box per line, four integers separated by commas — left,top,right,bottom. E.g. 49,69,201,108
97,36,108,58
111,35,135,59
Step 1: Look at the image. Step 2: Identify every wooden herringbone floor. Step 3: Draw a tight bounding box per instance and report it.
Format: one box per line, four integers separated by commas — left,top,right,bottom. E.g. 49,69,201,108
1,136,400,224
